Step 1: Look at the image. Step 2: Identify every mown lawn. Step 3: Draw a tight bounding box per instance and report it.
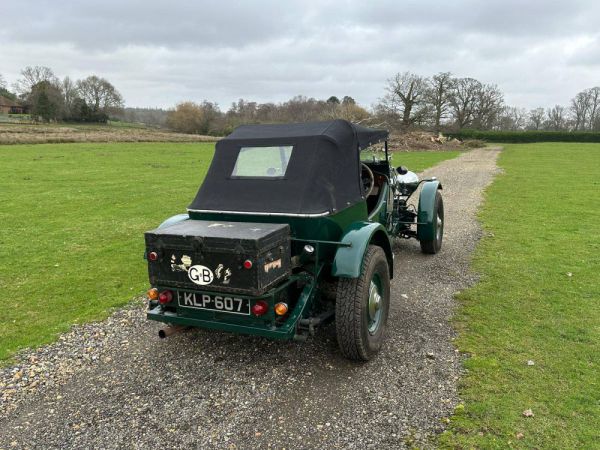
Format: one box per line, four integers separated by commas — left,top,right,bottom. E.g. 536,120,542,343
391,150,461,172
441,143,600,448
0,143,460,361
0,143,214,362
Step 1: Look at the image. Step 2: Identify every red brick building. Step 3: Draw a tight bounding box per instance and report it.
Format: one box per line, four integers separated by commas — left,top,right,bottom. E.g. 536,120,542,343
0,95,25,114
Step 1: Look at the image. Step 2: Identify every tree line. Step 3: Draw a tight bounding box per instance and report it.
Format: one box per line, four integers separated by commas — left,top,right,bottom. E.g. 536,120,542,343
164,96,369,135
1,66,123,122
376,71,600,132
164,73,600,135
2,67,598,133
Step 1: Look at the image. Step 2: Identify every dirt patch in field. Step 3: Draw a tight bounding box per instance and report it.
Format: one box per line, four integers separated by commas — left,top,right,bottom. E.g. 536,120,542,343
0,124,472,150
389,131,465,152
0,124,219,145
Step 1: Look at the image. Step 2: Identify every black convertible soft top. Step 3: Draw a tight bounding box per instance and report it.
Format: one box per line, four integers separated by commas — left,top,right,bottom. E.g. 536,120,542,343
188,119,388,216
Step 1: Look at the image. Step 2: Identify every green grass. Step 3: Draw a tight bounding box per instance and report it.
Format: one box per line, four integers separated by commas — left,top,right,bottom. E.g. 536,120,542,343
0,142,213,362
0,113,31,123
0,143,459,361
440,143,600,448
391,151,460,172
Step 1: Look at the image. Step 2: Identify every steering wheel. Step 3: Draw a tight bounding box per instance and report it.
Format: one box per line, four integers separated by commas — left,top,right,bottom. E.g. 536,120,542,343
361,163,375,197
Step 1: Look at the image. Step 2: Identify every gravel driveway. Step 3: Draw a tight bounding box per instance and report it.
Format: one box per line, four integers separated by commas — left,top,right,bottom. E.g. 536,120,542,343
0,147,500,449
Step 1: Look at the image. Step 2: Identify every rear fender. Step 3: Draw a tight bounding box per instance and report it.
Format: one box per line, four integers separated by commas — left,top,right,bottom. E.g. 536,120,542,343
417,180,442,241
158,213,189,229
144,214,190,261
332,222,393,279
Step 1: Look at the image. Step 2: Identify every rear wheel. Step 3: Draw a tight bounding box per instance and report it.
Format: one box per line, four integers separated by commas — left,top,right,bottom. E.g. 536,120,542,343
420,190,444,254
335,245,390,361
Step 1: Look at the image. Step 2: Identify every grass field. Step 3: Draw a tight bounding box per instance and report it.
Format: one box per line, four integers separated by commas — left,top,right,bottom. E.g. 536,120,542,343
391,150,460,171
440,143,600,448
0,143,460,361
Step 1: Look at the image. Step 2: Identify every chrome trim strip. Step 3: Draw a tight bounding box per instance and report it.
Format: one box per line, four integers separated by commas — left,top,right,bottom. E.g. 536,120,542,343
186,208,331,218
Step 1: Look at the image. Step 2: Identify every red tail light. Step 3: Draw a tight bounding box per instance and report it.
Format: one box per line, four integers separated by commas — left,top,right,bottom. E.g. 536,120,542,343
158,290,173,304
251,300,268,316
243,259,253,269
148,251,158,261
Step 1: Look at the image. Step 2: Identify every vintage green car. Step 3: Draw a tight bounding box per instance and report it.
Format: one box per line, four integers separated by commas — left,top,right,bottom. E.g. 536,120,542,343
144,120,443,360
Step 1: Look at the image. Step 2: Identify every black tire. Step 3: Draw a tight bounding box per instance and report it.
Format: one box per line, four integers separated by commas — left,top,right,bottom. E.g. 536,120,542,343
420,190,444,254
335,245,390,361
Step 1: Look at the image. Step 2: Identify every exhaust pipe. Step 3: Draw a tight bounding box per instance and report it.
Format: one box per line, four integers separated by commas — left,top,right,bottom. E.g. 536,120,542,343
158,325,186,339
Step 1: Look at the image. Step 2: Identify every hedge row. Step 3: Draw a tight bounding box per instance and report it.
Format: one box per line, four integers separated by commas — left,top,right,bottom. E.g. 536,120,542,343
447,129,600,143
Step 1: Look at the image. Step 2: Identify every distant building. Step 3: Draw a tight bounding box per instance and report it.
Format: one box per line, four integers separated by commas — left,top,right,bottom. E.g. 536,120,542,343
0,95,26,114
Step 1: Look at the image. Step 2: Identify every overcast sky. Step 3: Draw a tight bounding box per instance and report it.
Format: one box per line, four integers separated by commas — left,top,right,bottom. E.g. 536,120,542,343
1,0,599,110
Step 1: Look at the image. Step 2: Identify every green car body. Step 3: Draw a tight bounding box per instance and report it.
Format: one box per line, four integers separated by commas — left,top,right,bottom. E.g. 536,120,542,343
145,120,443,359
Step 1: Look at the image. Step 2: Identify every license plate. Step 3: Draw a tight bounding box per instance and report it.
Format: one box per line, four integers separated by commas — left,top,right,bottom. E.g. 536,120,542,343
177,291,250,315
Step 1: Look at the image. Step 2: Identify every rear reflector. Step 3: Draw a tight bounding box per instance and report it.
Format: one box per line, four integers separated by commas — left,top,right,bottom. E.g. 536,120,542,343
158,290,173,304
148,251,158,261
251,300,268,316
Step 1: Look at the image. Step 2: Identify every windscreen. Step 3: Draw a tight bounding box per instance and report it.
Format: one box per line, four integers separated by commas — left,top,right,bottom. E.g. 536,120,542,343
231,145,294,178
360,143,387,162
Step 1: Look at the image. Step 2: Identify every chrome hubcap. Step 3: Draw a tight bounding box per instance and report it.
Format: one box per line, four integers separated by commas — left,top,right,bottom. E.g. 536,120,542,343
368,279,383,334
436,213,443,241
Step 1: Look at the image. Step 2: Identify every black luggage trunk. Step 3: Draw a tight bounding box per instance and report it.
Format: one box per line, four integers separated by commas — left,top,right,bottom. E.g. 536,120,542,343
145,220,291,296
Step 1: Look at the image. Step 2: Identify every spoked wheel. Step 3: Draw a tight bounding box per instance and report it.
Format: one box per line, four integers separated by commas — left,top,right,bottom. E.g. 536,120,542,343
335,245,390,361
420,191,444,254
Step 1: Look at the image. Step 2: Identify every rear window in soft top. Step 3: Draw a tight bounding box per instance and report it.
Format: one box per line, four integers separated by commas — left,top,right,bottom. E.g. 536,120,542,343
231,145,293,178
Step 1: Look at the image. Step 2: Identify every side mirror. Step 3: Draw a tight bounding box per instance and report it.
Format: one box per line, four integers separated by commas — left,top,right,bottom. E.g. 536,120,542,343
397,166,408,175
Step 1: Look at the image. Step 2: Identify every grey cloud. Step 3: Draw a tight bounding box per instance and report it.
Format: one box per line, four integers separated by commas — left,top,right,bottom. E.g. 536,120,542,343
567,35,600,67
1,0,598,109
3,0,302,50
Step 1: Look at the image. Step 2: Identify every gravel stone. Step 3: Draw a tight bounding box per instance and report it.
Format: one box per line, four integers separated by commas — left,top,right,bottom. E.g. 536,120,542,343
0,147,501,449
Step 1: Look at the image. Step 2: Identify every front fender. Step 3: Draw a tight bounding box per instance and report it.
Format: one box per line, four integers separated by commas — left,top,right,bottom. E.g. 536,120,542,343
332,222,394,279
417,180,442,241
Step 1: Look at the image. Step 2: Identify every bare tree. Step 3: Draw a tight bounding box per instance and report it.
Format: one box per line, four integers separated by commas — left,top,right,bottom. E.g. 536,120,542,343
511,107,527,130
546,105,567,131
199,101,221,133
0,74,6,89
62,76,78,117
12,66,63,120
256,102,277,122
280,95,328,122
380,72,429,127
570,90,591,130
586,87,600,130
76,75,124,112
528,107,546,130
448,77,481,129
227,98,258,125
225,95,370,127
14,66,59,96
498,106,527,130
425,72,454,130
472,83,504,130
